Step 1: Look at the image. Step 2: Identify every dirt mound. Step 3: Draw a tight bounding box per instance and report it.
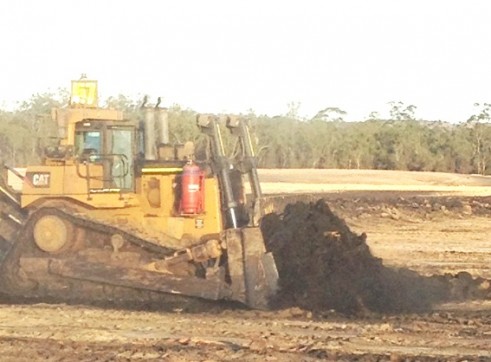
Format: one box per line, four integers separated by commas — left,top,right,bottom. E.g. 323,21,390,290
261,199,490,315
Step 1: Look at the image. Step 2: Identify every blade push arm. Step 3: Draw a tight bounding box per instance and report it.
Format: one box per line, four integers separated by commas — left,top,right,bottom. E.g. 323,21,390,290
226,116,263,225
197,115,239,229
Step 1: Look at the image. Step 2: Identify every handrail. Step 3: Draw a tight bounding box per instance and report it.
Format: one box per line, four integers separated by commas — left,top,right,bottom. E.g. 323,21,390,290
75,153,130,194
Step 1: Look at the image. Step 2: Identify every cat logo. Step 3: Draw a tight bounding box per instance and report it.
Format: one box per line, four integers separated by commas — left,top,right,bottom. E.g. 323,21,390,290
27,172,51,188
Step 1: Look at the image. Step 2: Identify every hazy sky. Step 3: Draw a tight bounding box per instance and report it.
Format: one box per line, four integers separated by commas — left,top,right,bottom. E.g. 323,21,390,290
1,0,490,122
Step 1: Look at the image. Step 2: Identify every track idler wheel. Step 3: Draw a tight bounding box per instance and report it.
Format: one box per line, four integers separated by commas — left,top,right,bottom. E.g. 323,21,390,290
33,214,74,254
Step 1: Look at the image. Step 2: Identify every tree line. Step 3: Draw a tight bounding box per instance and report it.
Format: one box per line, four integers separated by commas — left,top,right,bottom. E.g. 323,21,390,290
1,91,491,175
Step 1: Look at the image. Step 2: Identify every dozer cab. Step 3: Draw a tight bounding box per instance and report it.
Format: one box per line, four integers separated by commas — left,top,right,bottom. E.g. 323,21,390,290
0,77,278,309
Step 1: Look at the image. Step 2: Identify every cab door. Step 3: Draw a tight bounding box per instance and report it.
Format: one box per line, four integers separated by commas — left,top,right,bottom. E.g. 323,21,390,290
110,127,134,190
75,121,135,192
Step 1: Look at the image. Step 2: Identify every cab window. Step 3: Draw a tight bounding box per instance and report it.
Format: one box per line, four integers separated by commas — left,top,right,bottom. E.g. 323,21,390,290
75,131,102,156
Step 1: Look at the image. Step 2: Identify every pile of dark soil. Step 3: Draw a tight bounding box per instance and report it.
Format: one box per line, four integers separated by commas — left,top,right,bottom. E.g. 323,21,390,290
261,199,490,315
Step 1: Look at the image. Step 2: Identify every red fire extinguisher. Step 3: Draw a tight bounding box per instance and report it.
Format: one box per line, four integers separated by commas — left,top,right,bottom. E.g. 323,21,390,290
180,162,205,215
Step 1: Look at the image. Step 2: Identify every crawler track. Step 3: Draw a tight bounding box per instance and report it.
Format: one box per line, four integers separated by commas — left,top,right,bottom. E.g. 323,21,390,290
0,198,223,310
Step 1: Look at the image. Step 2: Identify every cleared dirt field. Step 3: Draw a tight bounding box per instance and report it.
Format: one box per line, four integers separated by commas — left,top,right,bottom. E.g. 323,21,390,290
1,169,491,361
258,168,491,195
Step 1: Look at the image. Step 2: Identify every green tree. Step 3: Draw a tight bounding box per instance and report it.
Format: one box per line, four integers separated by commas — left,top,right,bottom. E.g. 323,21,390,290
466,103,491,175
0,90,68,165
3,87,491,175
311,107,347,122
388,101,417,121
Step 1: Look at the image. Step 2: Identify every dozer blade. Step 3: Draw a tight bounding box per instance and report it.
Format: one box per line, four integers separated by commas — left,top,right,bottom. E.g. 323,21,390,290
225,227,279,309
20,257,229,301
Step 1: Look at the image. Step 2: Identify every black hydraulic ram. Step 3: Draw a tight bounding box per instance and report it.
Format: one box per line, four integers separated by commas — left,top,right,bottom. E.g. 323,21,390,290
197,114,240,229
225,116,263,226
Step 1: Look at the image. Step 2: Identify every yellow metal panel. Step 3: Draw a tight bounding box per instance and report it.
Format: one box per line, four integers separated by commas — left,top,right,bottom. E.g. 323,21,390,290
64,163,104,193
71,79,98,108
21,166,65,206
163,217,185,240
141,174,173,216
22,190,139,210
139,174,223,243
159,175,176,216
71,193,139,208
21,164,139,209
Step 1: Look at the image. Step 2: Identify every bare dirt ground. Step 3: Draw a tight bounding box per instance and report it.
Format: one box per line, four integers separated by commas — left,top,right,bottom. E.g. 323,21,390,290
1,169,491,361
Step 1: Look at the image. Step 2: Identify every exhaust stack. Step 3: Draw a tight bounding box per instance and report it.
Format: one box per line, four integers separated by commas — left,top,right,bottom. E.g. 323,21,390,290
157,108,169,145
144,108,156,160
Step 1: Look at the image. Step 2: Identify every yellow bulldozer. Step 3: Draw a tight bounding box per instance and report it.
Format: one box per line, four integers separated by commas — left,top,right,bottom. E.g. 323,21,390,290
0,77,278,309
